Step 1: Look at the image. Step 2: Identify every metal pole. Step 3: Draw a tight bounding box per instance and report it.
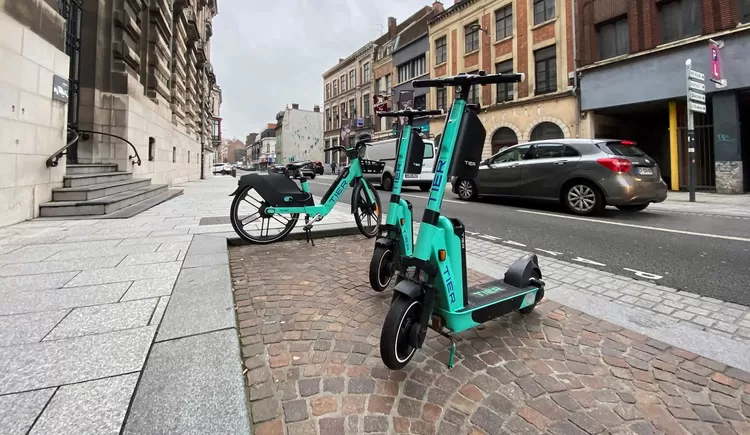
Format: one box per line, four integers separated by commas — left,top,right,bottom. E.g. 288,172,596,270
685,59,696,202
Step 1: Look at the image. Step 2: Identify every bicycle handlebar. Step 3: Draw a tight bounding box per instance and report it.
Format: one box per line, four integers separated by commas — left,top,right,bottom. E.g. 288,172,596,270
413,72,525,88
377,109,443,118
323,146,346,152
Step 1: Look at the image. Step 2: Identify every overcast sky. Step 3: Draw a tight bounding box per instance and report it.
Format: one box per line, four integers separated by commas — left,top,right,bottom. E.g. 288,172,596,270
211,0,435,140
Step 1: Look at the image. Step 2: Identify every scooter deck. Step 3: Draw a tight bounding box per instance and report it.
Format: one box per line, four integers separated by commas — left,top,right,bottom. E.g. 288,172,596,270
456,278,539,323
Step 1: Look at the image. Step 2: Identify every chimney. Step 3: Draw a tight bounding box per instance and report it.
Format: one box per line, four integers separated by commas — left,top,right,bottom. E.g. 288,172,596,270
432,1,444,12
267,123,276,129
339,58,345,63
387,17,397,37
292,103,299,110
313,105,320,112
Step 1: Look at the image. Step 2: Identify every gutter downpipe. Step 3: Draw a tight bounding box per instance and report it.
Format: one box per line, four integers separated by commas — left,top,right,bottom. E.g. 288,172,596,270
572,0,581,138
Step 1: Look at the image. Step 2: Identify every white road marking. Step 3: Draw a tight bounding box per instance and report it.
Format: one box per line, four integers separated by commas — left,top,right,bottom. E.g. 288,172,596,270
503,240,527,247
623,268,663,280
465,230,480,236
536,248,562,256
516,209,750,243
571,257,606,267
479,234,501,241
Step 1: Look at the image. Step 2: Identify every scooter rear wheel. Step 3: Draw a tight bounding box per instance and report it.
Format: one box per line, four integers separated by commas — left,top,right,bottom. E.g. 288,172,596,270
369,245,393,292
380,293,421,370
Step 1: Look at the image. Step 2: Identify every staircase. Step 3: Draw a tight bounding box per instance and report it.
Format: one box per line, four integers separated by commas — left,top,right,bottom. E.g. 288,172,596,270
39,164,183,218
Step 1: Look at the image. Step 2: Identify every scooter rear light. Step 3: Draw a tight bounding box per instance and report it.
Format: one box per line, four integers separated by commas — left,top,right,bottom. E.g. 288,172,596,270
438,249,446,261
597,157,632,173
400,218,405,225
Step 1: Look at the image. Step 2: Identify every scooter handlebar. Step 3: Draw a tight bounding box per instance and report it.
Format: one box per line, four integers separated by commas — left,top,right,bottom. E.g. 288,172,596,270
376,109,443,118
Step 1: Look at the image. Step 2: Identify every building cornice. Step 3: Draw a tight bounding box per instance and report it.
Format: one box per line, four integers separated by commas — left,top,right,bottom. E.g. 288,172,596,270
428,0,479,26
323,42,376,78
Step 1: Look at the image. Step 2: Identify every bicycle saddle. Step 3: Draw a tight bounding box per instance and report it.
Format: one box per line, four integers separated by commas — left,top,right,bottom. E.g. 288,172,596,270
355,133,372,146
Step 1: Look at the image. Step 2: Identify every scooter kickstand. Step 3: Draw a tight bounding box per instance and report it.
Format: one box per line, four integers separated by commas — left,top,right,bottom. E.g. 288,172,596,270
447,337,457,369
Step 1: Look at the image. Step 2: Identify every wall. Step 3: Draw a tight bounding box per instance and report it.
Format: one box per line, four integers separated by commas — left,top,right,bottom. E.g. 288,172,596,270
0,6,69,228
581,31,750,110
281,109,324,164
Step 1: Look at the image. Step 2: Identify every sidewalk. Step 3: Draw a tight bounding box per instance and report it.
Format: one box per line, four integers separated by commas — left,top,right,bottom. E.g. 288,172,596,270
0,175,357,434
650,191,750,218
230,235,750,435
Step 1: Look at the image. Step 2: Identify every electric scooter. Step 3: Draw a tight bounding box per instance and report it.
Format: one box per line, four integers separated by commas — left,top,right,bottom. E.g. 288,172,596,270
369,108,444,292
379,71,545,370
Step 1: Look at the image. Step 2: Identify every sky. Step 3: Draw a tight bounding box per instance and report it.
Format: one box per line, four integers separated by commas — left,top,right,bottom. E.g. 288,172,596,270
211,0,437,141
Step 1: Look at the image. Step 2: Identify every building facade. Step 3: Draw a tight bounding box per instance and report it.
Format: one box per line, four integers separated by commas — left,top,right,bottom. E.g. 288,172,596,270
252,124,277,170
577,0,750,193
392,33,432,135
426,0,591,159
275,104,324,164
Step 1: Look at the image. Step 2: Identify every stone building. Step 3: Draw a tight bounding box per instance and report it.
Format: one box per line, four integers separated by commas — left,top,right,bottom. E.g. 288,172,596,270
0,0,222,226
576,0,750,193
275,104,324,165
426,0,591,159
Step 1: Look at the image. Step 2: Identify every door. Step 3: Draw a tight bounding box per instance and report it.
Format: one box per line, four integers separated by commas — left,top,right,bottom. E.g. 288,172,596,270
479,144,531,195
520,143,581,198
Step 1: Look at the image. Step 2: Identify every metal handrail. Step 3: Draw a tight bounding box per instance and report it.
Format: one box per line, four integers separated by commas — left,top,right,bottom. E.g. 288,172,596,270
46,126,142,168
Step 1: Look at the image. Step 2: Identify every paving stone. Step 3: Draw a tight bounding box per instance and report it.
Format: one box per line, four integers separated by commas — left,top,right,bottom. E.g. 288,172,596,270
64,262,181,287
44,299,157,341
0,310,69,346
0,255,125,277
363,415,388,433
470,407,505,435
323,377,345,393
0,271,79,292
282,399,308,423
0,388,56,435
32,374,138,435
348,378,375,394
318,417,344,435
118,251,179,267
120,276,176,301
182,253,228,268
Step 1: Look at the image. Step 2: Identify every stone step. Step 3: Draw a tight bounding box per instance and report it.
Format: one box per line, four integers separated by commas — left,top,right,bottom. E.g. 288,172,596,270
63,171,132,188
65,164,119,175
102,189,184,219
52,178,152,201
39,184,168,217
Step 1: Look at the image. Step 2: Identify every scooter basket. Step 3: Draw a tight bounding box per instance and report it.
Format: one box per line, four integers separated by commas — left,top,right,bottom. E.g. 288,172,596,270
449,107,486,180
361,159,386,174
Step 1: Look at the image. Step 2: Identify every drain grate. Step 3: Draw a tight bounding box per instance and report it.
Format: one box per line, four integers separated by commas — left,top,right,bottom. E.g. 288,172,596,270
199,216,231,226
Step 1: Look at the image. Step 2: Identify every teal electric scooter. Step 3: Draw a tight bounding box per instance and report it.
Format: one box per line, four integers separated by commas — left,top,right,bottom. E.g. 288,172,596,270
369,107,443,292
379,71,545,370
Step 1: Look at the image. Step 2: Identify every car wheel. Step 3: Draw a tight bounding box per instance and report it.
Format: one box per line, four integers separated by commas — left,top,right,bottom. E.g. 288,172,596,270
382,174,393,191
310,174,316,179
563,181,604,216
456,179,477,201
617,204,649,212
419,185,430,192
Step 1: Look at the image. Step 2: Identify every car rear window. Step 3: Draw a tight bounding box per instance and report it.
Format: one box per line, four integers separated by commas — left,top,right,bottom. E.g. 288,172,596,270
424,141,435,159
598,142,646,157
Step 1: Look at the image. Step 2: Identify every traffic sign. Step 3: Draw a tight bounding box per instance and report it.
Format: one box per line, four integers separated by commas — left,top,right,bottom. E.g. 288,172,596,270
688,80,706,92
689,70,705,81
689,101,707,114
689,91,706,103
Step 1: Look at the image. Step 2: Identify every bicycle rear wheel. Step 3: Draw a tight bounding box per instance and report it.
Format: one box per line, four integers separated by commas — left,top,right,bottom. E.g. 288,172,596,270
230,185,299,244
354,180,381,238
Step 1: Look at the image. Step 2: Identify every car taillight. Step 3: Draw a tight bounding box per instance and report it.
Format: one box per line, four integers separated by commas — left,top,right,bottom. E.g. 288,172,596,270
620,140,635,145
597,157,632,173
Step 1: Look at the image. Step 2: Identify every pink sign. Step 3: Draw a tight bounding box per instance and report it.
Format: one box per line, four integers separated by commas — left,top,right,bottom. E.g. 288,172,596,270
710,42,722,81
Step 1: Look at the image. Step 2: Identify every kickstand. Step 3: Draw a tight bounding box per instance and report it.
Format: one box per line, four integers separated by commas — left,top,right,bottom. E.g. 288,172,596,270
305,227,315,246
436,328,457,369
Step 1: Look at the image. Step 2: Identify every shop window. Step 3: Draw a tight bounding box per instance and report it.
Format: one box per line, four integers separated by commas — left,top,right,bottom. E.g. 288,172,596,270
491,127,518,155
597,17,630,60
659,0,701,44
530,122,564,141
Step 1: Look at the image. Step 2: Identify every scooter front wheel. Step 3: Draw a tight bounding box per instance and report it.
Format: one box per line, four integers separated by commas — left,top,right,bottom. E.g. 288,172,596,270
380,293,421,370
369,245,394,292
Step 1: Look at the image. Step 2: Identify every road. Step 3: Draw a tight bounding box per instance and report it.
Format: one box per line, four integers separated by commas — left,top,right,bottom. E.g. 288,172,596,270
300,175,750,307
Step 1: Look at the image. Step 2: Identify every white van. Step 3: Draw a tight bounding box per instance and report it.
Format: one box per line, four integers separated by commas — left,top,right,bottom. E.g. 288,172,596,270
364,135,437,192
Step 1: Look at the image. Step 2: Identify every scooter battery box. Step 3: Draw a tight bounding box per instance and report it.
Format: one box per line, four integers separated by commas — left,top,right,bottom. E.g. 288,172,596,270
404,130,426,175
449,107,486,180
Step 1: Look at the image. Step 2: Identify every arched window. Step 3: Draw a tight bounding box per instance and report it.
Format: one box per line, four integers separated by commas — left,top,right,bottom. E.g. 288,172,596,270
530,122,564,141
490,127,518,155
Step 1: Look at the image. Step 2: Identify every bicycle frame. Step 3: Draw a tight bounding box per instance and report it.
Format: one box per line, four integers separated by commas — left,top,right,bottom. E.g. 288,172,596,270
265,156,377,216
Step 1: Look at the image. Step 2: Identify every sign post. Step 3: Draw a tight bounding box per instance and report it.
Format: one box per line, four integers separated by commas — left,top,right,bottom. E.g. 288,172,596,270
685,59,705,202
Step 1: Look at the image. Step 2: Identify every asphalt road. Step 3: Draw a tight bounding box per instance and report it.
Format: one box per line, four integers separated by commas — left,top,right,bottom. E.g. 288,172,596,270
301,176,750,307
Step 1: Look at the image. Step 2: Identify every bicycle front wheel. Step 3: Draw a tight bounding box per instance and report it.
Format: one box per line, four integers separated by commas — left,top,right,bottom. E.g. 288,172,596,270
354,180,381,238
230,185,299,244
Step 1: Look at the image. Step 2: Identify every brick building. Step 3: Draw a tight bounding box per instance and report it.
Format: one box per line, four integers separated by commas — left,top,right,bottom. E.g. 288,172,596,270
426,0,592,160
577,0,750,193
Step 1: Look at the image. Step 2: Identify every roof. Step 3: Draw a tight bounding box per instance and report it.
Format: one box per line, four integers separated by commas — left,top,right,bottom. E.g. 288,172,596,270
428,0,479,26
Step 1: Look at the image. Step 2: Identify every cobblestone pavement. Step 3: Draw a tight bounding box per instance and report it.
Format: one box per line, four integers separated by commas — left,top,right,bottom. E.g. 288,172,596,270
229,236,750,435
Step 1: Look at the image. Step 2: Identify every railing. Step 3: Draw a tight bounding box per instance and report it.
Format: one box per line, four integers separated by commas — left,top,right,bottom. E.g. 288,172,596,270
46,125,143,168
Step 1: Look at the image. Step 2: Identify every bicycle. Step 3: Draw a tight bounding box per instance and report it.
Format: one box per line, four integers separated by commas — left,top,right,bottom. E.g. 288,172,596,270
378,71,546,370
369,108,443,292
229,134,382,244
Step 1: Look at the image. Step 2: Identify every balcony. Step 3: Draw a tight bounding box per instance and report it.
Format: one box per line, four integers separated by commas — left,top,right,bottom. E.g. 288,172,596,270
205,61,216,83
184,8,199,42
205,20,213,38
194,40,207,63
173,0,194,11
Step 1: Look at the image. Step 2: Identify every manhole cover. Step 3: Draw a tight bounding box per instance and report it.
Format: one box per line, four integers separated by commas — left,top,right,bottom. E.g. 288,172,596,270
199,216,231,226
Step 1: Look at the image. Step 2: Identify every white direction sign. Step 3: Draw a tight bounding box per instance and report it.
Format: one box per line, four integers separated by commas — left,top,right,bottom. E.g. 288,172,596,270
689,70,705,81
689,91,706,103
689,101,707,114
689,80,706,92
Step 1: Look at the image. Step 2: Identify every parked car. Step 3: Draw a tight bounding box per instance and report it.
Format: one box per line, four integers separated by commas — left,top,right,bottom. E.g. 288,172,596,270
450,139,668,216
268,165,287,175
285,162,316,179
363,136,437,191
313,161,325,175
213,163,231,175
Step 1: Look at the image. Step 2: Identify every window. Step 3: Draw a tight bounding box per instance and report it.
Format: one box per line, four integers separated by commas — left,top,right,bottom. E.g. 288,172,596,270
659,0,701,44
534,45,557,95
326,84,331,99
528,143,566,159
414,95,426,110
324,140,330,163
597,17,630,59
464,22,479,53
349,99,356,120
349,70,356,88
148,137,155,161
533,0,555,25
172,146,176,163
363,62,371,82
397,56,427,83
435,36,447,64
467,71,480,105
495,60,514,103
326,108,331,130
385,74,391,94
332,80,338,96
340,103,347,121
490,127,518,154
363,95,370,118
529,122,564,140
333,107,339,128
495,5,513,40
340,74,346,92
188,150,190,163
436,88,447,111
743,0,750,23
491,145,531,163
375,78,382,93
